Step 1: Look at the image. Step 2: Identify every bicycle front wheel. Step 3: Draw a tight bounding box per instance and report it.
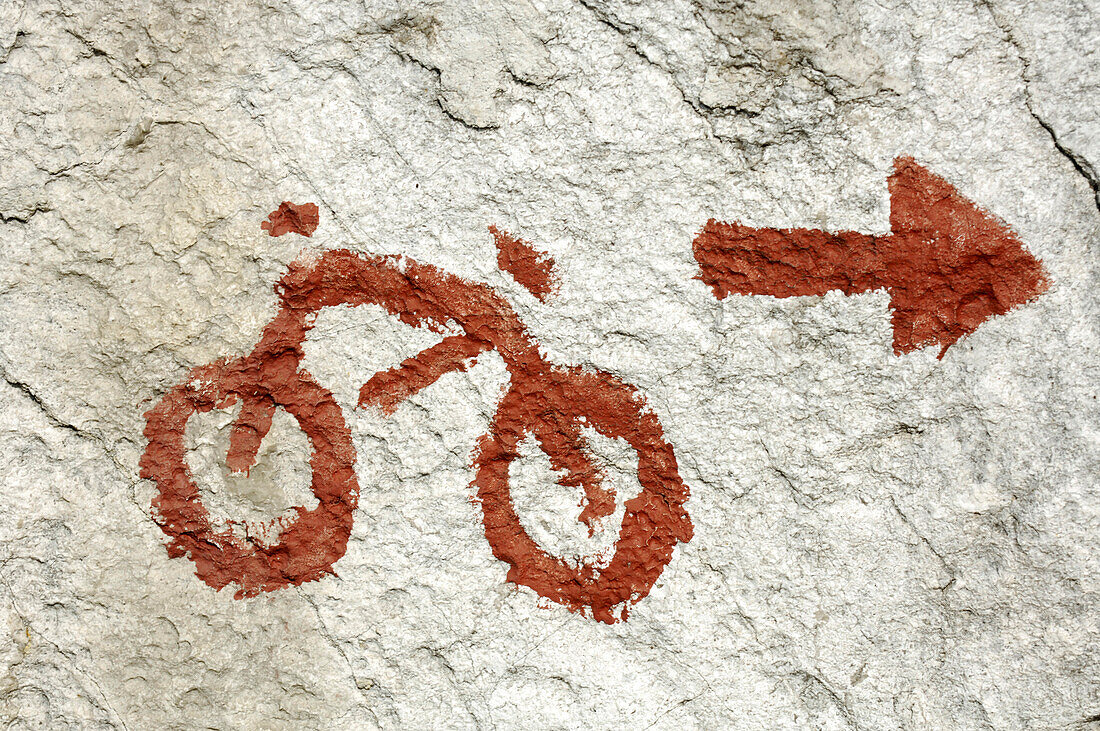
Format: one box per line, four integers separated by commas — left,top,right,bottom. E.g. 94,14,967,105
473,366,692,623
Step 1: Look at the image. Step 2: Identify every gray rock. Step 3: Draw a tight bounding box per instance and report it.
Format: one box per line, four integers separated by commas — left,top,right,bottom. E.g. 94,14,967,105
1,0,1097,728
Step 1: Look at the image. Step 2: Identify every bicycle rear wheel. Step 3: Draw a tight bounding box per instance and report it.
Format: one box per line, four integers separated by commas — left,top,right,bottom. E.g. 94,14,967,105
140,356,359,597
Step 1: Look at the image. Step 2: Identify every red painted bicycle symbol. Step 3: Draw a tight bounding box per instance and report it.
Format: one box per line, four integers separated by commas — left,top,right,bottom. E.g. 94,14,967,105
140,221,692,623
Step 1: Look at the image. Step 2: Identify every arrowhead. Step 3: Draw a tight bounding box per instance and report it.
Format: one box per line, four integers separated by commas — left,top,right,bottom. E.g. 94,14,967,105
885,157,1049,356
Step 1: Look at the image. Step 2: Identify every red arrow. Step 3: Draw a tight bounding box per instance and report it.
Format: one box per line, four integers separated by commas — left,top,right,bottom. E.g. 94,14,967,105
693,157,1050,357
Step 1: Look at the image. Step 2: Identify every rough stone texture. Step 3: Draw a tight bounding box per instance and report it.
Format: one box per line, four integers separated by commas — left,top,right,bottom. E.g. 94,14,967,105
1,0,1098,728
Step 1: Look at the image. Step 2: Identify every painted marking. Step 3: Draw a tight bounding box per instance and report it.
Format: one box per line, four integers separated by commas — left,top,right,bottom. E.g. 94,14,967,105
141,223,690,623
694,157,1050,356
261,201,320,237
143,157,1052,620
490,225,557,301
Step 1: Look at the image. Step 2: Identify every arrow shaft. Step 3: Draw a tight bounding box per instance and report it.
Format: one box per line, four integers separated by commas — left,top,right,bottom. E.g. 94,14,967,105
693,220,884,300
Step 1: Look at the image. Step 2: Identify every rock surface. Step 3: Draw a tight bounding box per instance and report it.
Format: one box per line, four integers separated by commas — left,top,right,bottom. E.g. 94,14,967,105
1,0,1098,728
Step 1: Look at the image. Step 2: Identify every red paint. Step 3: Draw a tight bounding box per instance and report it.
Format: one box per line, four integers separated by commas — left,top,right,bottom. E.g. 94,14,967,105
142,244,691,621
694,157,1050,356
490,225,557,301
140,349,357,597
261,201,320,237
358,334,490,415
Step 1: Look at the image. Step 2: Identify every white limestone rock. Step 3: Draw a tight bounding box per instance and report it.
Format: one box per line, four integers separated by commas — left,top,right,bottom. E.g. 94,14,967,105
1,0,1097,728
